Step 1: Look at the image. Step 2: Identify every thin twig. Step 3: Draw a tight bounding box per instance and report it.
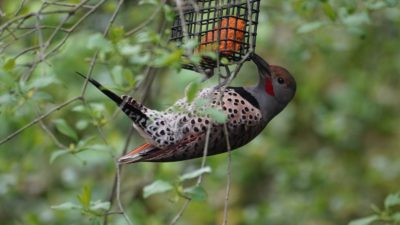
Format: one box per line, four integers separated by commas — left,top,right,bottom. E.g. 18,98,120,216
104,9,167,225
43,1,95,9
125,4,164,37
80,0,122,96
23,0,94,81
14,0,27,16
103,127,134,225
168,123,212,225
14,45,40,59
116,162,134,225
105,66,158,225
0,0,107,145
18,25,69,32
0,97,80,146
35,12,45,63
174,0,208,77
197,123,212,184
80,98,108,144
221,123,232,225
35,108,67,149
0,9,75,32
168,200,191,225
168,0,253,223
0,29,35,47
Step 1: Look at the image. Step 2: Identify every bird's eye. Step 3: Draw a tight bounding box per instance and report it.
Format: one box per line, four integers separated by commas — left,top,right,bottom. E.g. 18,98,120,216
277,77,285,84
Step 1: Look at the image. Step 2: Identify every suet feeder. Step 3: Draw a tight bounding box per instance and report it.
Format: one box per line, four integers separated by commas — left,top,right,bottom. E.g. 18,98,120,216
170,0,261,72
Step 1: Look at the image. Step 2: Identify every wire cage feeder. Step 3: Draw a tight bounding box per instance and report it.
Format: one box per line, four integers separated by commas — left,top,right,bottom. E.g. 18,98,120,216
170,0,261,72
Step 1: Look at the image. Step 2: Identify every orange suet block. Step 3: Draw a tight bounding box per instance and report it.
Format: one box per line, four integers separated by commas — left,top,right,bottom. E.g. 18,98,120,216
197,17,246,56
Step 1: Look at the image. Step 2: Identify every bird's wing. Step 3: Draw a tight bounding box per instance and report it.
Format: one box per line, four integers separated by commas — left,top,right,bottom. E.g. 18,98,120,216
118,132,204,163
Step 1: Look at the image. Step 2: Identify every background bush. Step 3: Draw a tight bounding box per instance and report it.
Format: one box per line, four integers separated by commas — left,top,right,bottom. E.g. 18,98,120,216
0,0,399,225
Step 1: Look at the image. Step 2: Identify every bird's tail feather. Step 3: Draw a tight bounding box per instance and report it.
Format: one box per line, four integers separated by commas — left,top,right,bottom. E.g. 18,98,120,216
76,72,148,121
118,143,157,164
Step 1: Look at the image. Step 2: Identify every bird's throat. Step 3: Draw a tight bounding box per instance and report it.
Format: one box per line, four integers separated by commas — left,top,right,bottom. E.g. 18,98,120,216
265,79,275,96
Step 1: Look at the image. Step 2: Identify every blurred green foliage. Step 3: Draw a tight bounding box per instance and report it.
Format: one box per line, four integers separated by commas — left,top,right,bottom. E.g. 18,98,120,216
1,0,400,225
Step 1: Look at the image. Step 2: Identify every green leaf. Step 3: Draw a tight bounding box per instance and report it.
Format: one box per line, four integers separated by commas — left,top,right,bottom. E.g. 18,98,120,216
220,57,229,65
109,26,125,43
54,119,78,141
3,58,15,71
384,0,398,7
77,185,92,209
143,180,173,198
76,119,89,130
51,202,82,210
183,39,199,51
120,44,142,56
348,215,378,225
190,54,202,65
347,26,367,39
183,186,207,201
343,12,370,26
72,105,86,113
76,136,95,149
85,144,110,152
193,98,208,109
163,4,175,22
201,51,217,60
50,149,69,164
204,108,227,123
384,192,400,209
153,49,183,67
87,33,112,53
179,166,212,181
90,200,110,211
28,75,59,89
90,218,101,225
123,68,135,86
111,65,124,85
136,30,161,44
185,81,200,103
297,22,324,33
139,0,158,5
393,212,400,222
367,2,387,10
322,2,337,21
370,204,381,213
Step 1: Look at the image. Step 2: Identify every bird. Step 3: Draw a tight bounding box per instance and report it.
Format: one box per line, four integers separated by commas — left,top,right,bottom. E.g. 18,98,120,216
78,53,296,164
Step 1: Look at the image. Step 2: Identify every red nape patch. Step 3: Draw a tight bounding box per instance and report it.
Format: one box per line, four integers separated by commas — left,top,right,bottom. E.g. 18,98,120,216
265,79,275,96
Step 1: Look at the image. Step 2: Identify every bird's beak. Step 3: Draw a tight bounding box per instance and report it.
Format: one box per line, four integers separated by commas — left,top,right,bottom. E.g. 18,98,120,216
251,53,272,79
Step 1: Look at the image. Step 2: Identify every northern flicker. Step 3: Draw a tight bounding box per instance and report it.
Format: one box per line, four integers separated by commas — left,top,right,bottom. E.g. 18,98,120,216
78,53,296,163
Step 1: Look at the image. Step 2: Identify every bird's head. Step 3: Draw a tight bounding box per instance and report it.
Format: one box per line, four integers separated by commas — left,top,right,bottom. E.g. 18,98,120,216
251,53,296,106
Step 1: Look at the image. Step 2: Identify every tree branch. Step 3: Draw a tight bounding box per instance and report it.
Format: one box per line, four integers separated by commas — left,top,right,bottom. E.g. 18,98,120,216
0,97,80,146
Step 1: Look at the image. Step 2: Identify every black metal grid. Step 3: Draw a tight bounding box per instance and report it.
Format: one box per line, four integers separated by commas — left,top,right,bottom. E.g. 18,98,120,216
170,0,260,71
